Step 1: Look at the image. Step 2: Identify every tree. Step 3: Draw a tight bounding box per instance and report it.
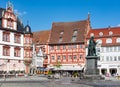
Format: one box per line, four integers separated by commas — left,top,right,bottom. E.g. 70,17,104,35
54,61,62,72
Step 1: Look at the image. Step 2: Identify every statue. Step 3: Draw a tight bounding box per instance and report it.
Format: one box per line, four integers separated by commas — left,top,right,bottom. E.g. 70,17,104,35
87,36,97,56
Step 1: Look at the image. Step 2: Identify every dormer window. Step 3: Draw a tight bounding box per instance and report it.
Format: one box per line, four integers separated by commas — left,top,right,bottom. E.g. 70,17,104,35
73,30,78,36
71,30,78,42
60,31,64,35
59,37,63,43
109,31,113,35
99,32,103,36
90,33,94,37
71,36,77,42
26,27,29,32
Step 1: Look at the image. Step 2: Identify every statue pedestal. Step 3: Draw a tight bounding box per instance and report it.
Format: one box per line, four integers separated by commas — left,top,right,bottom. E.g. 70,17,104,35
84,56,103,80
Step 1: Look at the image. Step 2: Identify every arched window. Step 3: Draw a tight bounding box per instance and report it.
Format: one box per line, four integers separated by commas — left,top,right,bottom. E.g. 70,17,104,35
99,32,103,36
106,38,112,44
116,38,120,43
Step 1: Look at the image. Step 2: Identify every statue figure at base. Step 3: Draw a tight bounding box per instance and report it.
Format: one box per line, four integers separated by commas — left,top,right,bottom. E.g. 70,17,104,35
87,36,97,56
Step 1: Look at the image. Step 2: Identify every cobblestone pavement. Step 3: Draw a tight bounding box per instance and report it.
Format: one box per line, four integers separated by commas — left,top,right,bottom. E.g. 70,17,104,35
0,76,120,87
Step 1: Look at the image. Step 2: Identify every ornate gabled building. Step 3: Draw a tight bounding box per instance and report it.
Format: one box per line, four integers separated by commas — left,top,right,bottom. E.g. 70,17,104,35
48,16,91,74
87,26,120,76
0,1,32,74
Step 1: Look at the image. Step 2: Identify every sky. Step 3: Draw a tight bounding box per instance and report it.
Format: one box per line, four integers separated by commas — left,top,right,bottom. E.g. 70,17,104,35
0,0,120,32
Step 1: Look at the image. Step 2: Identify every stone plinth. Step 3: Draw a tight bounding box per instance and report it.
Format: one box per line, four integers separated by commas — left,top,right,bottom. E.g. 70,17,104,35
84,56,104,80
85,56,99,75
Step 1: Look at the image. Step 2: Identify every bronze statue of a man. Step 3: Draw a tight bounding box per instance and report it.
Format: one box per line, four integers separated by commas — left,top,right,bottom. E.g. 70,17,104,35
87,36,97,56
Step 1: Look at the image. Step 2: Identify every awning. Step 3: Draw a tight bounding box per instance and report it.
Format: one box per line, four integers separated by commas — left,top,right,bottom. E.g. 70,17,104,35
53,65,84,71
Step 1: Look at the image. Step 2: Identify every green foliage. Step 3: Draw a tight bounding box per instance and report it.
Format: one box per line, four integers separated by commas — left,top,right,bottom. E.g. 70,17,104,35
54,61,62,68
73,72,78,77
48,71,52,75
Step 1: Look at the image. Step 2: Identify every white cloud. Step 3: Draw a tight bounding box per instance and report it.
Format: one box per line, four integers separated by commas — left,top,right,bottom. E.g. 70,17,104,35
117,24,120,27
14,9,27,17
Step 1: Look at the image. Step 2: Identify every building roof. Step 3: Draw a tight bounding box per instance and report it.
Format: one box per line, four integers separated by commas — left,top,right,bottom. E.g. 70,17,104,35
87,26,120,38
49,20,89,44
87,26,120,46
33,30,50,44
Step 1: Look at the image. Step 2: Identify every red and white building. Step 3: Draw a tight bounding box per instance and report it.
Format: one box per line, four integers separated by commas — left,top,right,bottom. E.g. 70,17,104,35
0,1,33,74
87,26,120,76
48,16,91,74
32,15,91,75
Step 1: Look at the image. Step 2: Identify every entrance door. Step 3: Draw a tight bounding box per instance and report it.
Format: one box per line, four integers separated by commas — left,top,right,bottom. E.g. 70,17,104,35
110,68,117,76
101,69,107,75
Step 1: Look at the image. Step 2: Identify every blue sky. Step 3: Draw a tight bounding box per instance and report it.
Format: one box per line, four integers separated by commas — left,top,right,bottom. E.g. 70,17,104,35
0,0,120,32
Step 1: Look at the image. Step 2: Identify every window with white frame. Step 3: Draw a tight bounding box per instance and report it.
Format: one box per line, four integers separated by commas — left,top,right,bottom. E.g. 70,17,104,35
80,54,82,59
57,55,61,61
51,46,54,50
73,55,77,60
80,44,82,48
106,56,109,61
71,36,77,42
118,56,120,61
114,56,117,61
109,31,113,35
110,47,113,52
14,47,21,57
3,32,10,42
116,38,120,43
73,45,77,49
63,55,66,60
68,55,72,61
14,34,21,43
118,46,120,51
68,45,72,49
51,56,55,60
114,47,117,52
73,30,78,36
106,38,112,44
63,45,66,49
101,47,104,52
57,46,60,50
59,37,63,42
110,56,112,61
3,46,10,56
106,47,109,52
